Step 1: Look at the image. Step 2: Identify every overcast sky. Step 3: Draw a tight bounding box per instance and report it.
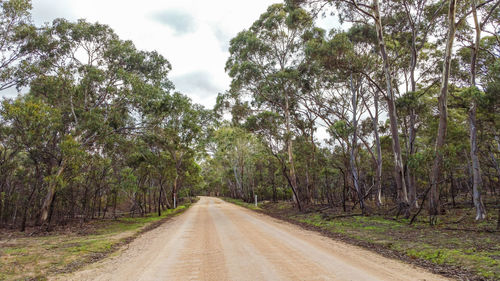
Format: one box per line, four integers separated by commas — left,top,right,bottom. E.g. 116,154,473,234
0,0,339,108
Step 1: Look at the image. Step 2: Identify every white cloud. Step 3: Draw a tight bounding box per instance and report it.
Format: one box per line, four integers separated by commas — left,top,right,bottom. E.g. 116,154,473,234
0,87,23,100
152,9,197,36
30,0,77,25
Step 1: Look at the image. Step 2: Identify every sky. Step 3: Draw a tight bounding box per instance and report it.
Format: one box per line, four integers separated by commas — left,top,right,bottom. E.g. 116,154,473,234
0,0,338,109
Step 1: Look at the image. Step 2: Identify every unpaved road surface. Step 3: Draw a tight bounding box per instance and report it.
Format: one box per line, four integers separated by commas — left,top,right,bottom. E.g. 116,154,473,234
56,197,449,281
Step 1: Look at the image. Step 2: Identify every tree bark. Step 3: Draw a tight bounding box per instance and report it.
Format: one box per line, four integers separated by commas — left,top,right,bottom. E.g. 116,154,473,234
373,91,383,206
284,93,302,210
429,0,457,224
172,176,178,209
372,0,409,212
469,0,487,220
350,74,365,213
407,109,418,209
39,164,65,226
406,3,419,210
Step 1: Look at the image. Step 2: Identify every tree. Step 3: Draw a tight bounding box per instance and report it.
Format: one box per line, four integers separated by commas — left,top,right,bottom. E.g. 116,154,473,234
226,4,315,210
0,15,207,229
0,96,63,226
456,0,499,220
429,0,457,224
293,0,413,214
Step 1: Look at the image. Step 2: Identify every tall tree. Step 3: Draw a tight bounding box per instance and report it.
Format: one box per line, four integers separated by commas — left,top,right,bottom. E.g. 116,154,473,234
463,0,499,220
429,0,457,224
226,4,315,210
293,0,411,212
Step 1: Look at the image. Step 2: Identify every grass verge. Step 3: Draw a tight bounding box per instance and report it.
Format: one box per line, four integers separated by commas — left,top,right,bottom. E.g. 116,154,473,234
223,198,499,281
0,202,194,281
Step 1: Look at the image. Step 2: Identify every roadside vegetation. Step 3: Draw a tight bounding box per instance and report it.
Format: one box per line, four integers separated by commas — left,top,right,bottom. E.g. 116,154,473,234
272,202,499,280
0,203,192,280
0,0,209,232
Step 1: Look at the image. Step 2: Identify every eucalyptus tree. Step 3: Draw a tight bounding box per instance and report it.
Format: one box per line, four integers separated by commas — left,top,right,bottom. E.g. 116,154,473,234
468,0,498,221
0,96,63,227
301,29,370,212
211,126,261,201
428,0,458,224
454,0,499,220
292,0,413,213
384,0,446,209
30,19,173,225
245,111,301,204
226,4,315,210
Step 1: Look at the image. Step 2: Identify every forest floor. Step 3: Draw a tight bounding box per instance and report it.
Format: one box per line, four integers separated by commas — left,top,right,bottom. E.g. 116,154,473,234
0,203,193,281
225,198,500,281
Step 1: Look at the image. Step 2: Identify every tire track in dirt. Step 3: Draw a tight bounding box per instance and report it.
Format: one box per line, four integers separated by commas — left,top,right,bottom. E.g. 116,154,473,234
163,199,228,281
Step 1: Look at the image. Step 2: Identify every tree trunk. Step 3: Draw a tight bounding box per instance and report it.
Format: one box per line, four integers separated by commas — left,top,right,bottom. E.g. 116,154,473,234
271,167,277,203
340,167,347,212
112,189,117,219
21,185,36,232
350,74,365,213
232,165,243,199
158,185,163,216
39,164,65,226
407,109,418,209
429,0,457,224
284,93,302,210
373,91,383,206
469,0,487,220
372,0,409,213
407,23,419,210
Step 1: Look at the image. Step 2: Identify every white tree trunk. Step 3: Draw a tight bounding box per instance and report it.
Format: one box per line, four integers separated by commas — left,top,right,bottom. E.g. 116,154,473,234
429,0,457,223
469,0,486,220
372,0,408,208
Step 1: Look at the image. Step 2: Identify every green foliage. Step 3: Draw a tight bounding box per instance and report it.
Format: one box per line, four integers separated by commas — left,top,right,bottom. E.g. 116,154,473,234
0,10,208,228
0,0,39,90
459,86,486,105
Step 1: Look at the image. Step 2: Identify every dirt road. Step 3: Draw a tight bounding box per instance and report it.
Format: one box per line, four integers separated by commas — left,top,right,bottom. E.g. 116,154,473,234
57,197,449,281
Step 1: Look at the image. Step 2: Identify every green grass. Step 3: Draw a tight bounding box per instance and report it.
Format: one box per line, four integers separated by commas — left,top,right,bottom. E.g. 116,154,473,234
0,204,191,281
